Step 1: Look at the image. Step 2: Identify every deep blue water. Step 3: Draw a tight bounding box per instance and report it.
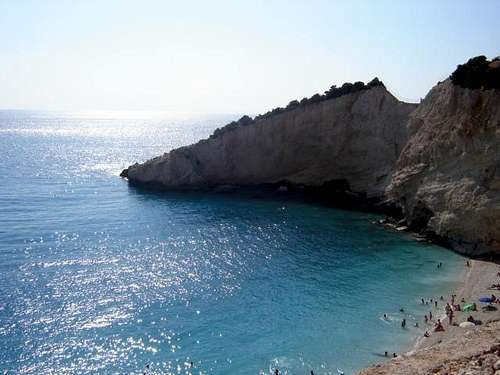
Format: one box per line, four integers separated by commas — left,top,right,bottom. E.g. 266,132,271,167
0,110,464,375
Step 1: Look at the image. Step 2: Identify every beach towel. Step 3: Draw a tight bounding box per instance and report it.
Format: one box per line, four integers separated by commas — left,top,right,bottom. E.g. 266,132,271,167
463,303,475,311
479,297,494,303
459,321,475,328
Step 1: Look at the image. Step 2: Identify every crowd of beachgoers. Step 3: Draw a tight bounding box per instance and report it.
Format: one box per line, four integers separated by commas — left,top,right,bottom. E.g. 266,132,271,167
380,260,500,358
358,259,500,375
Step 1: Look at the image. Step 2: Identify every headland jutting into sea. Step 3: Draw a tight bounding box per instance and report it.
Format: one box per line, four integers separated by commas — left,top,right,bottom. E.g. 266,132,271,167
122,56,500,373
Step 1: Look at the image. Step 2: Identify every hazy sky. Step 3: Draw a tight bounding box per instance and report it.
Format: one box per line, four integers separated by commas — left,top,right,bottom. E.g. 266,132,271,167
1,0,499,114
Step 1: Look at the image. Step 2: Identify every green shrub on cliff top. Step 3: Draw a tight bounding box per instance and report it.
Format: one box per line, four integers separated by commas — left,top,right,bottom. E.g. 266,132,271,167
211,78,385,138
451,55,500,89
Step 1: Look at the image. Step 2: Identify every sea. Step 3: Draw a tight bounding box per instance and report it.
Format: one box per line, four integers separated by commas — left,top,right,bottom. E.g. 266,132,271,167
0,110,465,375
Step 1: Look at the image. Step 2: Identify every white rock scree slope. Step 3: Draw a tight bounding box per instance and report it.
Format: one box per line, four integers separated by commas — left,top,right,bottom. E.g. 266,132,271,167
122,57,500,257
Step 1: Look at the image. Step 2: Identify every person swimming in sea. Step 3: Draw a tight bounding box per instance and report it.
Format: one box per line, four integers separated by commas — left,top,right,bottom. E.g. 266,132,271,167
401,319,406,328
383,313,388,320
424,314,428,323
421,298,425,304
414,322,419,328
399,308,405,313
275,369,279,375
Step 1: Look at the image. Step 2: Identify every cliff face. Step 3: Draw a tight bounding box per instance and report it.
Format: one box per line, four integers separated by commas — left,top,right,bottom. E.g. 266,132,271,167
124,86,416,199
387,80,500,255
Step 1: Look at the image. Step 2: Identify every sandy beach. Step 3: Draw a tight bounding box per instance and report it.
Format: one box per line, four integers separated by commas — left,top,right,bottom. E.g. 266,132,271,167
358,259,500,375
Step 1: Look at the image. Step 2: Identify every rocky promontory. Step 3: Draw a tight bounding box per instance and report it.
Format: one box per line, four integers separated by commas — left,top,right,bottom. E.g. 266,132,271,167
122,56,500,256
122,80,416,199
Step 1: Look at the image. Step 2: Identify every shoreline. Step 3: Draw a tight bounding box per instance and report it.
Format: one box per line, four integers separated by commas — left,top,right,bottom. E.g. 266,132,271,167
358,259,500,375
409,258,472,352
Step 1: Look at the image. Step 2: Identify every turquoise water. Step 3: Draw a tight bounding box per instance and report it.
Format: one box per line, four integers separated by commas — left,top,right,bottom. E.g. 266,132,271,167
0,111,464,375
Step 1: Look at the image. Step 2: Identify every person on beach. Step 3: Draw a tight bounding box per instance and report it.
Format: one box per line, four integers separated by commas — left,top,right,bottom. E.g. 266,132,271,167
448,309,454,324
434,319,445,332
424,330,430,337
424,314,428,323
445,303,451,314
435,301,438,308
429,311,433,320
414,322,419,328
384,351,388,357
401,319,406,328
440,296,444,300
451,294,455,305
393,353,397,358
466,260,471,267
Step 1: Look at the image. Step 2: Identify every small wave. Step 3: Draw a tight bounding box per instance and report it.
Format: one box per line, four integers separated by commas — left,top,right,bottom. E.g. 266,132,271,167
79,162,128,176
22,258,119,270
81,310,131,329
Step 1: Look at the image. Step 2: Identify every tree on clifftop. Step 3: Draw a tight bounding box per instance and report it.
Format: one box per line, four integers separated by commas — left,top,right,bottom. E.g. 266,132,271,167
451,55,500,89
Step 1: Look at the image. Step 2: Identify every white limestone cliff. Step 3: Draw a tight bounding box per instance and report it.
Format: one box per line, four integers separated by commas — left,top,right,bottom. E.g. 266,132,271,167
123,85,415,199
387,80,500,256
